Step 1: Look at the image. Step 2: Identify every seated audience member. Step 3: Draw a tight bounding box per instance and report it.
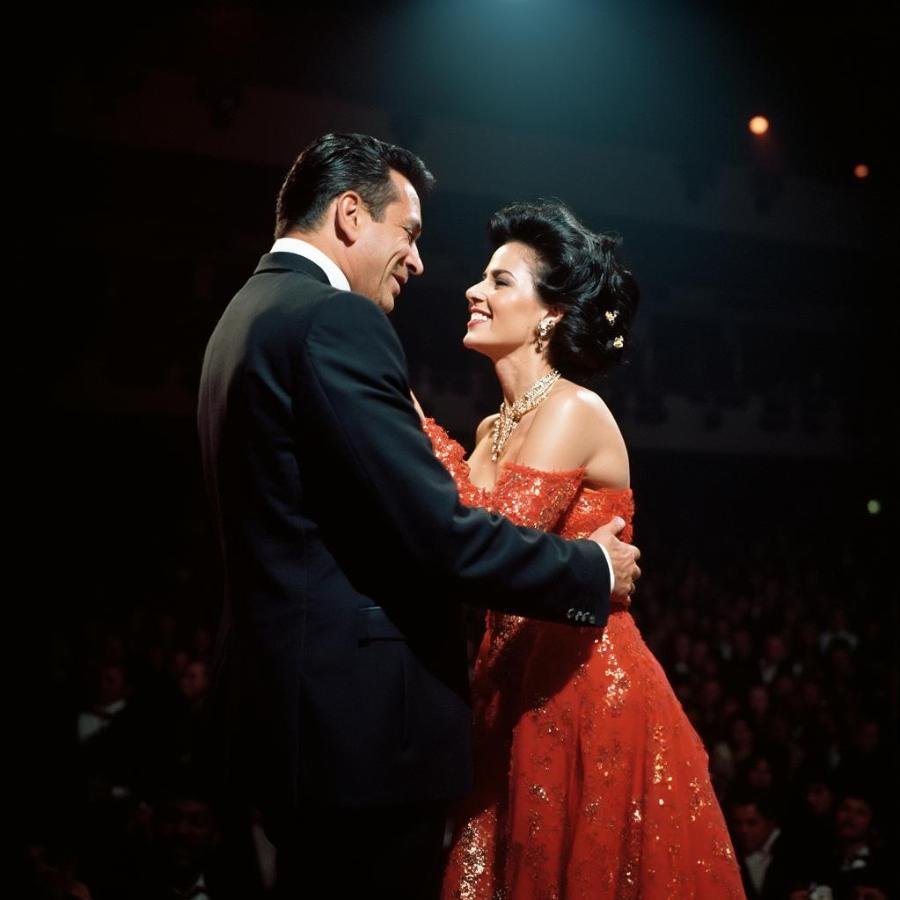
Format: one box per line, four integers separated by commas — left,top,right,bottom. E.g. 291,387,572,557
788,767,837,864
729,790,814,900
826,788,895,900
77,663,131,746
120,767,263,900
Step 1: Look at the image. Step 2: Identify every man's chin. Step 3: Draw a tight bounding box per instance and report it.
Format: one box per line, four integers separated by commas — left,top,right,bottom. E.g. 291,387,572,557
376,293,395,314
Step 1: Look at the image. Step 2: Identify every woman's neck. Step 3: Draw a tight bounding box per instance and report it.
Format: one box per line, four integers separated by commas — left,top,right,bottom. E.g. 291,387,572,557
494,348,556,406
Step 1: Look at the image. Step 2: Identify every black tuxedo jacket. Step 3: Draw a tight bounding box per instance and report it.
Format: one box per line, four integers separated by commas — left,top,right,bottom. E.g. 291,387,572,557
197,252,610,836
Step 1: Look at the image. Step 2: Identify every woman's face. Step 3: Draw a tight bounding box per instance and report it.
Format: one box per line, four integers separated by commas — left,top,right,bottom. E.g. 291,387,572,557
805,782,834,816
748,685,769,715
463,242,559,360
731,718,753,747
748,757,774,789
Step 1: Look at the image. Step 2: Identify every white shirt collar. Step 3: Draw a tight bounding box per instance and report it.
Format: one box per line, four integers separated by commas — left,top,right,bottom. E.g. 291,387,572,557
744,827,781,893
185,872,210,900
744,826,781,861
270,238,351,292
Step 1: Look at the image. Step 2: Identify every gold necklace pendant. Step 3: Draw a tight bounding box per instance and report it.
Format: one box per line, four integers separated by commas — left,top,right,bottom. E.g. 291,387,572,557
490,369,561,461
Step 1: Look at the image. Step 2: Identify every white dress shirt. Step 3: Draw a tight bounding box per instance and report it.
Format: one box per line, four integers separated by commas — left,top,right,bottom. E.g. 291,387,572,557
744,826,781,894
270,237,350,291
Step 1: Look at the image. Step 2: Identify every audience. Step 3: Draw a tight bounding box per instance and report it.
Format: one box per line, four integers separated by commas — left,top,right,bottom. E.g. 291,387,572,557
21,513,896,899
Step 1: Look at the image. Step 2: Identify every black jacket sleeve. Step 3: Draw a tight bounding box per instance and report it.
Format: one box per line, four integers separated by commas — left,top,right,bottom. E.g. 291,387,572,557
302,292,610,627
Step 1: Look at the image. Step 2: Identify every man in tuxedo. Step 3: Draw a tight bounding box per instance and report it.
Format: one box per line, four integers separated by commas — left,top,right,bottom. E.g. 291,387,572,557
731,791,812,899
197,132,641,899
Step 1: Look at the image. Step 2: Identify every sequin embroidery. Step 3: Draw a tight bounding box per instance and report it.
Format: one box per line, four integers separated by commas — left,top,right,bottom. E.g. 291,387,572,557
422,419,745,899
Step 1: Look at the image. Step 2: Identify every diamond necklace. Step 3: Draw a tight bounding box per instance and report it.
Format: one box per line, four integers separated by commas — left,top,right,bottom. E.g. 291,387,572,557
490,369,561,462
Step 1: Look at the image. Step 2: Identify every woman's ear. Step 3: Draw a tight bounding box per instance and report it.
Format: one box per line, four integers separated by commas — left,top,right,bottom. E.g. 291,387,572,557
547,305,566,326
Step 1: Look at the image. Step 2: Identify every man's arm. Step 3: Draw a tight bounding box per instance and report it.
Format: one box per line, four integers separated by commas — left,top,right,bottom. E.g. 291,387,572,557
303,292,611,626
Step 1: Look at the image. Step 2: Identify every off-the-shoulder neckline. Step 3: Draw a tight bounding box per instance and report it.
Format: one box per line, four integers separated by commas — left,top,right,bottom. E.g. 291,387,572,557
423,418,632,497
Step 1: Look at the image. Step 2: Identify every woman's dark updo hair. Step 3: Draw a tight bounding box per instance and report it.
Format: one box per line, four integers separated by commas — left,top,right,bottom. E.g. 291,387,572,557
488,200,639,382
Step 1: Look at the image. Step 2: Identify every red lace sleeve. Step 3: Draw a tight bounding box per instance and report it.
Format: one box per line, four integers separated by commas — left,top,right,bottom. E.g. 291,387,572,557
421,417,471,493
488,462,584,533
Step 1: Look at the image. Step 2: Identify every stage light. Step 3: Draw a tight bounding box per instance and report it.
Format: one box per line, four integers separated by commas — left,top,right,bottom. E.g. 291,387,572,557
854,163,870,179
867,499,881,515
749,116,769,136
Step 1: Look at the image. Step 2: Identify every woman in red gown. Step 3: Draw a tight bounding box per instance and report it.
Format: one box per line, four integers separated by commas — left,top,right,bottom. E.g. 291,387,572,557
424,202,744,899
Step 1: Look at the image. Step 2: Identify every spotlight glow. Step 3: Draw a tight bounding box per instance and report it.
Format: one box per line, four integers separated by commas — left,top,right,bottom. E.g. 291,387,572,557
749,116,770,136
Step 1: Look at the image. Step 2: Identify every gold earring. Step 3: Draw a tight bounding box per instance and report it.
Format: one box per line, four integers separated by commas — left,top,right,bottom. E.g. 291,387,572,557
535,319,555,352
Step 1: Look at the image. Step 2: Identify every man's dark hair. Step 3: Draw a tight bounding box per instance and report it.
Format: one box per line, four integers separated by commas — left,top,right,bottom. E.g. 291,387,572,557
274,132,435,238
836,782,878,817
729,788,780,823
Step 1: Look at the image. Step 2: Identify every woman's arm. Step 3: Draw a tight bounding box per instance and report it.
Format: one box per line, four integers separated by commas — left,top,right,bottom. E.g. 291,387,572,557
409,389,427,425
304,293,614,623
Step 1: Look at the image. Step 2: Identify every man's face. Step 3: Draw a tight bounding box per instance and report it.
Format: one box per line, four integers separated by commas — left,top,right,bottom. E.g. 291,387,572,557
836,797,873,844
348,170,424,312
179,661,209,703
155,797,220,873
731,803,776,854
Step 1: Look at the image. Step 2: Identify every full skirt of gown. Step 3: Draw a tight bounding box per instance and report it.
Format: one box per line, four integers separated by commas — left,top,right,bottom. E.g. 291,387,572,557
423,419,744,900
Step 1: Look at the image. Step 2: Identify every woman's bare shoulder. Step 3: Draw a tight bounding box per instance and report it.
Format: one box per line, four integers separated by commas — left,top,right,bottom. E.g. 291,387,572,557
517,381,628,485
534,381,620,437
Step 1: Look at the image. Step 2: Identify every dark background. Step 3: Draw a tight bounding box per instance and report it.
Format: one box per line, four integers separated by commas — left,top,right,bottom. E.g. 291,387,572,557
13,0,896,617
11,1,899,895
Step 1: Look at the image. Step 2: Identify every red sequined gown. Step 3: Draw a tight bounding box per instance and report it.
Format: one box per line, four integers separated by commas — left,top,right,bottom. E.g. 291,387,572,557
424,419,744,900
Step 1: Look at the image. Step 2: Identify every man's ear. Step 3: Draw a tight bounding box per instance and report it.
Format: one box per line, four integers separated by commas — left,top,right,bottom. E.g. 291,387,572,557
334,190,365,245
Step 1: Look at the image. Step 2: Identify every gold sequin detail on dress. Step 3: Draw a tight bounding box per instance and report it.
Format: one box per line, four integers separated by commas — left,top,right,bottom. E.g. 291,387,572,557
422,419,745,900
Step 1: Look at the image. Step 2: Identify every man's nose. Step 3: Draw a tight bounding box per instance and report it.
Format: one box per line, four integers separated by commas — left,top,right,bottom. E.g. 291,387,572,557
406,241,424,277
